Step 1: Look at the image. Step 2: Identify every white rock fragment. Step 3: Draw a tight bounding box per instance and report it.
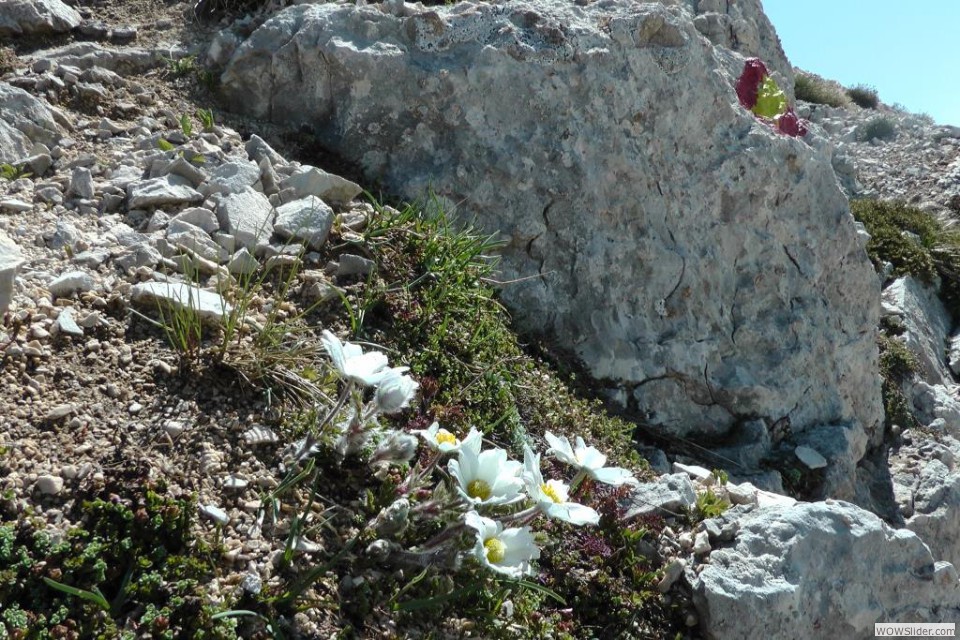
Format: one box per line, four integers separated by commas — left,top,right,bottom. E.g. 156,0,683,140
0,231,24,313
725,482,758,506
693,530,711,555
200,504,230,525
223,476,249,490
68,166,95,199
48,270,96,297
227,247,259,276
36,474,64,495
163,420,186,438
171,207,220,234
673,462,713,482
280,166,362,205
0,0,82,37
794,445,828,470
215,187,274,252
273,195,334,250
657,558,685,593
0,198,33,213
127,176,204,209
243,425,279,445
50,307,83,337
130,281,233,323
202,159,260,196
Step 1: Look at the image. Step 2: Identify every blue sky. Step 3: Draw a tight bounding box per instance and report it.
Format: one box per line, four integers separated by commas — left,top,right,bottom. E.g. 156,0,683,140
763,0,960,125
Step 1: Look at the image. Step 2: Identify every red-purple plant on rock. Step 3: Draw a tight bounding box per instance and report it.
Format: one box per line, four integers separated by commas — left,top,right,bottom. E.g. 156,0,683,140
736,57,808,138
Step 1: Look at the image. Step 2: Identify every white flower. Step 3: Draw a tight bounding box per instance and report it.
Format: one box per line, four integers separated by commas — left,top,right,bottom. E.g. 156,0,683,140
321,330,390,386
374,368,419,414
449,445,524,507
416,422,482,454
522,446,599,525
544,430,639,487
464,511,539,578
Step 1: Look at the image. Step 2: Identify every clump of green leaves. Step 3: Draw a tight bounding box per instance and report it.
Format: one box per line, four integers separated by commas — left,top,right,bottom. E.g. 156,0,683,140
847,84,879,109
0,163,31,181
164,54,197,77
197,108,216,132
693,488,729,521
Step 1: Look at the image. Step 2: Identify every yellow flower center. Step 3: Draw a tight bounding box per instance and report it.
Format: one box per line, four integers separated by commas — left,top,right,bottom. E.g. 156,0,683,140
541,482,562,503
484,537,506,564
436,429,458,446
467,479,492,501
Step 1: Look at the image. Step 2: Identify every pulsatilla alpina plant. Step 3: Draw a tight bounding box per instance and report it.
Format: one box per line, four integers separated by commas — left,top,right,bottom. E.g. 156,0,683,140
275,330,641,597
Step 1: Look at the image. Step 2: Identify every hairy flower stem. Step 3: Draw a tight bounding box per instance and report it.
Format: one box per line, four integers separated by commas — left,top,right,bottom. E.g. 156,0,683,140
569,470,588,497
501,506,539,527
398,450,443,496
318,381,355,433
421,522,467,550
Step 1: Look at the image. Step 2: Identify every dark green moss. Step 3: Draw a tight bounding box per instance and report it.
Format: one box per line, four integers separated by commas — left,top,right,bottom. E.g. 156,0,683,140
878,333,920,431
852,199,960,321
0,482,238,639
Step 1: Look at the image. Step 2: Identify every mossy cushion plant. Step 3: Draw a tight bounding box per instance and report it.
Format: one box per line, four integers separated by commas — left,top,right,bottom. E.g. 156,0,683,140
851,199,960,318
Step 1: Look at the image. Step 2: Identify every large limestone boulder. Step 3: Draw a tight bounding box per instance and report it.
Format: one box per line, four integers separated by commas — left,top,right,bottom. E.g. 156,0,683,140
690,501,960,639
0,0,81,38
0,82,70,163
221,1,882,469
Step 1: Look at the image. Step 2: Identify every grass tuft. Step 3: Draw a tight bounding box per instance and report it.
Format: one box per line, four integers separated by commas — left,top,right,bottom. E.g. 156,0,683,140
856,116,897,142
847,84,879,109
794,71,850,108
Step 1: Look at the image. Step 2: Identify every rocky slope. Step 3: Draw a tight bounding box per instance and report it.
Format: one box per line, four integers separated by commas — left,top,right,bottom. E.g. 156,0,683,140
3,0,960,638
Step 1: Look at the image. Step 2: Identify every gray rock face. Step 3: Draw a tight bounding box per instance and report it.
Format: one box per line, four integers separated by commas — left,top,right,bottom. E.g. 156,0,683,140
222,1,883,458
0,0,81,37
882,276,953,386
273,196,334,250
280,166,361,206
127,176,204,209
215,188,274,252
624,472,696,519
0,82,69,162
906,459,960,569
691,501,960,639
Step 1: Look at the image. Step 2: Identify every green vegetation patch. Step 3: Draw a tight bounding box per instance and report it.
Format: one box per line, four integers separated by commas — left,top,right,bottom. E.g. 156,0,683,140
851,199,960,318
358,199,649,467
877,331,920,431
856,116,897,142
0,482,236,639
847,84,879,109
794,71,850,108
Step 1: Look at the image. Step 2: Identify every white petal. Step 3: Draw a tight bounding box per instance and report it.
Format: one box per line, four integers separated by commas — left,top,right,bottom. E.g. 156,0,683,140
321,330,346,373
545,501,600,525
544,431,577,465
460,428,483,454
590,466,639,486
575,445,607,470
464,511,498,539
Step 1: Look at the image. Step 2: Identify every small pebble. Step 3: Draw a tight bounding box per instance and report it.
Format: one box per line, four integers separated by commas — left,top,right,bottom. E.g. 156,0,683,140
36,475,64,495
